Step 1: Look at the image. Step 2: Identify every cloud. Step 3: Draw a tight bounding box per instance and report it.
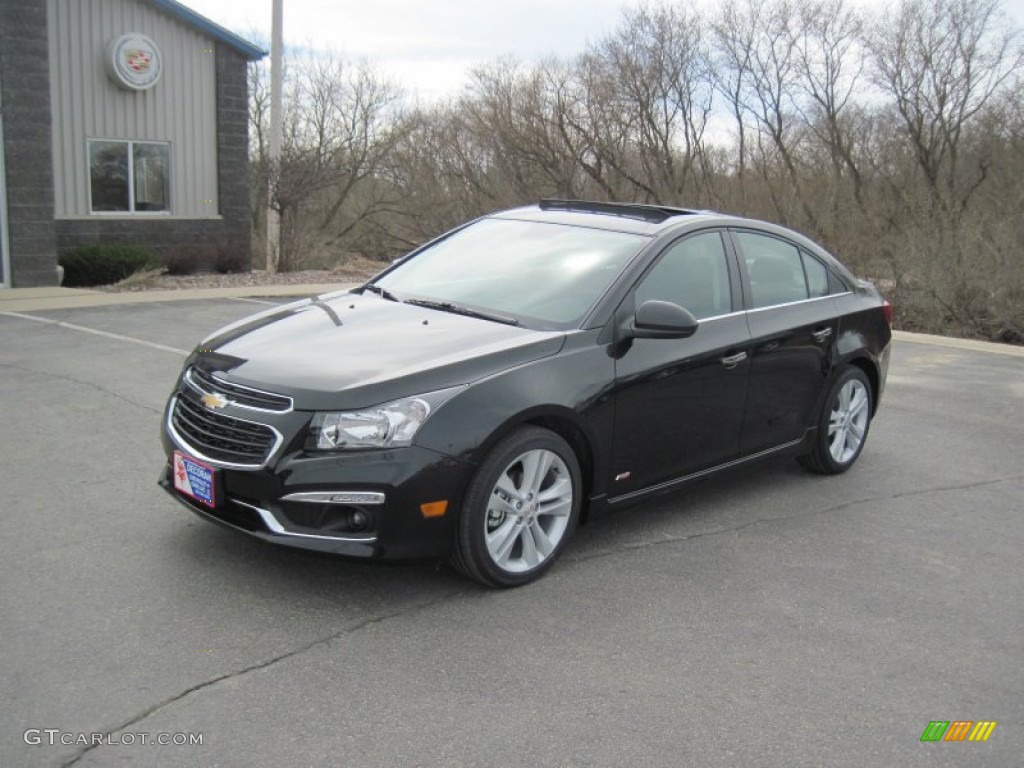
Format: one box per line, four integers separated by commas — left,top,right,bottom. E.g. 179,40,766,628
184,0,643,95
181,0,1024,100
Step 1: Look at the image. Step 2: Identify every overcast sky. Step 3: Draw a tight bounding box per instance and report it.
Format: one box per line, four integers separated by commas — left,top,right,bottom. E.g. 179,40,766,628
182,0,1024,101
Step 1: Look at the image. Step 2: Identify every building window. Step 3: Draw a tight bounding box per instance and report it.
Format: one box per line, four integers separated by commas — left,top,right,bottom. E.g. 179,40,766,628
89,140,170,213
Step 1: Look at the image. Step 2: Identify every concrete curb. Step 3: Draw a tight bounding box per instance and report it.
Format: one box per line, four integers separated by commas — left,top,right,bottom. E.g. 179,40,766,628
891,330,1024,359
2,284,1021,359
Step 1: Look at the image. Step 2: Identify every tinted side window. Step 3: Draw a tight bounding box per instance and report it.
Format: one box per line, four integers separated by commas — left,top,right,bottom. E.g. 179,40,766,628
634,232,732,320
828,270,851,294
801,251,829,298
736,232,809,309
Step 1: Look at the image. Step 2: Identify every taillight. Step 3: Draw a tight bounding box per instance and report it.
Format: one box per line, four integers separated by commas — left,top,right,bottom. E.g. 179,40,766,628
882,299,893,326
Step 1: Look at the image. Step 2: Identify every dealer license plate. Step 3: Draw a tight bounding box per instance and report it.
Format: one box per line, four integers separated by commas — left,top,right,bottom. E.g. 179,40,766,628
172,451,218,508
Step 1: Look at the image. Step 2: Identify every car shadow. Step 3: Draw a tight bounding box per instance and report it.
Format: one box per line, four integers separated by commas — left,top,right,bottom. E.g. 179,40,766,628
166,515,473,604
165,453,816,595
569,454,815,555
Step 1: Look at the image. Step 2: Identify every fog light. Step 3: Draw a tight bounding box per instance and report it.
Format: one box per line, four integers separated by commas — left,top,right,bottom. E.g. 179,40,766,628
348,509,370,531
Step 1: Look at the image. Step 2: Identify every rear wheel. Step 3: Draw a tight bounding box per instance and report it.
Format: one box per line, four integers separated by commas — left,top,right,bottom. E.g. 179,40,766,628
452,427,581,587
798,366,873,475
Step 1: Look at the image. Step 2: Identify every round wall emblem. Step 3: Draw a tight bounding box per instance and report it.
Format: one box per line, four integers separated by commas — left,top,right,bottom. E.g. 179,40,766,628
106,34,163,91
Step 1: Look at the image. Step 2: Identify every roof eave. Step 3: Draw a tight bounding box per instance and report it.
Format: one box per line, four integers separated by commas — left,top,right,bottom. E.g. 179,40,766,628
147,0,267,60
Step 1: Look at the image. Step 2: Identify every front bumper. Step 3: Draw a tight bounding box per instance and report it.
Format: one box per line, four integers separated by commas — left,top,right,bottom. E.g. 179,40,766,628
159,438,476,560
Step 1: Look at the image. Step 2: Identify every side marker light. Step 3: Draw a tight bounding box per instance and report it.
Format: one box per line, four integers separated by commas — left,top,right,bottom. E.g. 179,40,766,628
420,500,449,519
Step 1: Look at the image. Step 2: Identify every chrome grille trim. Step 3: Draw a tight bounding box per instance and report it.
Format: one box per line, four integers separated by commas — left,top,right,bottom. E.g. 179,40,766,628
167,395,284,470
281,491,386,505
184,366,293,413
233,499,379,543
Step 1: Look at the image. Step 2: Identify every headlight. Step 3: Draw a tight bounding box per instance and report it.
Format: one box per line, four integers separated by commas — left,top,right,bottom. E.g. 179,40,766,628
308,387,463,451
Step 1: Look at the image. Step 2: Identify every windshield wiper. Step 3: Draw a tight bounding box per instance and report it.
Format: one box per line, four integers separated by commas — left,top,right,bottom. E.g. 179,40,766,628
404,299,520,326
360,283,400,302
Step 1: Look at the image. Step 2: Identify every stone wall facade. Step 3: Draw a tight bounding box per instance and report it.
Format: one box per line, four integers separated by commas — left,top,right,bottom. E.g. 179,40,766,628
215,45,253,259
0,0,59,287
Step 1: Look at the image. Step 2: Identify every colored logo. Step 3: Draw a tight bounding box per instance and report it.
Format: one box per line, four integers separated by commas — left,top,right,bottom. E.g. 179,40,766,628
201,392,229,410
106,34,162,91
125,49,153,75
920,721,997,742
173,454,190,492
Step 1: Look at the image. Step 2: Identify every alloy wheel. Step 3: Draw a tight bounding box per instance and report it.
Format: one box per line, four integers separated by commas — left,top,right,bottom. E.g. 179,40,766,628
484,448,574,573
828,378,870,464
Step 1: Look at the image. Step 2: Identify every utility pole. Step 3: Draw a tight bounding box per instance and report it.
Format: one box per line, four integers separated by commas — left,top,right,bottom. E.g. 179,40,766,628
266,0,283,273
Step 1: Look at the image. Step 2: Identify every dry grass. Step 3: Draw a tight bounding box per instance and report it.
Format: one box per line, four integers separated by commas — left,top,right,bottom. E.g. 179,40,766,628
108,267,168,291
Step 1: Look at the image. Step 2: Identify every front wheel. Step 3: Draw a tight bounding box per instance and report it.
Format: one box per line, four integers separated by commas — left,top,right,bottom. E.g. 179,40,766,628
798,366,874,475
451,427,582,587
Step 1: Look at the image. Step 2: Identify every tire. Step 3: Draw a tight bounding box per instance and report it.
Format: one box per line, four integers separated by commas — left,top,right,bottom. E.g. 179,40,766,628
451,426,582,588
798,366,874,475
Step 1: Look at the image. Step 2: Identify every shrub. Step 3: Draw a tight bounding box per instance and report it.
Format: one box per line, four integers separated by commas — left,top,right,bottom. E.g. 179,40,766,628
59,245,159,287
214,242,250,273
162,247,210,276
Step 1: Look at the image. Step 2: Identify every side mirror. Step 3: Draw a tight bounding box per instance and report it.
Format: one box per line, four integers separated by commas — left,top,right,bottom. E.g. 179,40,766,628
631,300,699,339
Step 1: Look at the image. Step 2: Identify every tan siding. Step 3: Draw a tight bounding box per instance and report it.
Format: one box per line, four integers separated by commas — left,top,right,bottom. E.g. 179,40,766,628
48,0,219,218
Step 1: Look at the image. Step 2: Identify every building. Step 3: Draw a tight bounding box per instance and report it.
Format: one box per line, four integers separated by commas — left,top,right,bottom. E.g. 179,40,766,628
0,0,265,288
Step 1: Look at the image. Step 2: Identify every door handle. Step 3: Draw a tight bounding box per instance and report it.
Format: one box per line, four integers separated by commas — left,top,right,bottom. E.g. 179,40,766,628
811,327,833,342
720,351,748,368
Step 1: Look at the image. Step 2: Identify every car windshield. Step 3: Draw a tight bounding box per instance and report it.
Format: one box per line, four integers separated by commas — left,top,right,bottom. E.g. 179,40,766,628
374,218,649,328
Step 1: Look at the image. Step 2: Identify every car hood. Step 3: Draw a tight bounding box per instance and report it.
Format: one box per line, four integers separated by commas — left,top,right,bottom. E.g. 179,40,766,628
194,292,565,410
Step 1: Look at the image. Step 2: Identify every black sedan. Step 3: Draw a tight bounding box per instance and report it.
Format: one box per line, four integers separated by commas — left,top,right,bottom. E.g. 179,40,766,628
160,200,891,587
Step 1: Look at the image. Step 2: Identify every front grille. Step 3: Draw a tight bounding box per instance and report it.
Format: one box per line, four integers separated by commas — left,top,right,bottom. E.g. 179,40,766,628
187,366,292,412
171,395,278,465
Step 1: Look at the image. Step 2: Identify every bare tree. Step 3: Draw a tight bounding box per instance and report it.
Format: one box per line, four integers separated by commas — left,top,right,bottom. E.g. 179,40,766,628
249,52,406,268
582,4,714,204
711,0,759,208
866,0,1023,214
244,1,1024,343
792,0,867,209
459,58,584,200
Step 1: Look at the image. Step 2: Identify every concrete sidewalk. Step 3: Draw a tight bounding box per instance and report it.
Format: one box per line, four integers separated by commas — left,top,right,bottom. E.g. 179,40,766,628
1,283,1022,358
0,282,356,312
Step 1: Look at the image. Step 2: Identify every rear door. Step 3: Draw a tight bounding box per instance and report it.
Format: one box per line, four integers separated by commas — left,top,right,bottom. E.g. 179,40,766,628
730,229,840,455
610,230,751,497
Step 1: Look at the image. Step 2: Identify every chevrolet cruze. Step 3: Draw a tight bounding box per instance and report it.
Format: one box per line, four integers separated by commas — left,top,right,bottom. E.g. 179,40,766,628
160,200,891,586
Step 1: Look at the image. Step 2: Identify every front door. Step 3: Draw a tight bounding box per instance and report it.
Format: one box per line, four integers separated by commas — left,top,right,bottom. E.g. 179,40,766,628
610,230,751,497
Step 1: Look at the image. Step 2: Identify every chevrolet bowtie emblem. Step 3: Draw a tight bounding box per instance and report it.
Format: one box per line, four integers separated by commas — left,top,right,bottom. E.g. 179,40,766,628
201,392,229,410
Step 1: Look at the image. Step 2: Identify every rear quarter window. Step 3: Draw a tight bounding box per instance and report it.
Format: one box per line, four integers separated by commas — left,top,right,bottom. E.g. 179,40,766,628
801,252,830,298
828,270,852,294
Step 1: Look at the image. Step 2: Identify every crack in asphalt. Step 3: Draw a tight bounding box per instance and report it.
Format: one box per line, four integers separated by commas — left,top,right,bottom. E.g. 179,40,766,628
44,470,1024,765
569,473,1024,565
0,362,163,415
61,588,470,767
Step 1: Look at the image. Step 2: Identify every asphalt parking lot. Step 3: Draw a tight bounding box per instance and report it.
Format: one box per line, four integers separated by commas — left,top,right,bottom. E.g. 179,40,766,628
1,296,1022,767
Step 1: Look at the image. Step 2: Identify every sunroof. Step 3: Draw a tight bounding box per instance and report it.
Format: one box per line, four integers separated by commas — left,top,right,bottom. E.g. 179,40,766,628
539,198,703,223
